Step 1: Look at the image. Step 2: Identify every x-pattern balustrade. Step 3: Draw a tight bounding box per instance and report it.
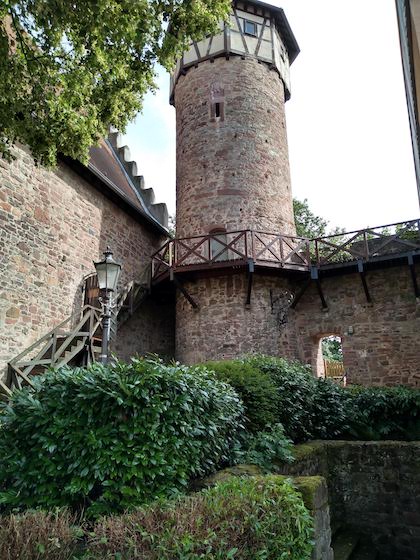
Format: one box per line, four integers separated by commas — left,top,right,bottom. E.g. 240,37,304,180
151,219,420,282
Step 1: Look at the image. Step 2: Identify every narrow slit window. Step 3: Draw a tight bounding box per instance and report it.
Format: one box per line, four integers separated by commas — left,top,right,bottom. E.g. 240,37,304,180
244,20,258,37
215,102,221,118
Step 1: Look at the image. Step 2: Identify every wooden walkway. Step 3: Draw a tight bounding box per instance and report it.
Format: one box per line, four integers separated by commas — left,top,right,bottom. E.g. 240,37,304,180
151,219,420,283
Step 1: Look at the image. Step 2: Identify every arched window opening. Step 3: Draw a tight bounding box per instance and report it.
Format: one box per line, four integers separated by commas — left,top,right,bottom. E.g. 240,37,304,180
210,82,225,122
209,228,229,262
317,335,345,385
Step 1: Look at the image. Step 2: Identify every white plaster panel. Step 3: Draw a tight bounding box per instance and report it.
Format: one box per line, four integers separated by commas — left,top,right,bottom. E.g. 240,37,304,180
183,46,197,65
229,15,239,31
262,26,271,41
230,32,245,52
244,35,259,54
198,37,211,57
258,41,272,61
210,34,224,54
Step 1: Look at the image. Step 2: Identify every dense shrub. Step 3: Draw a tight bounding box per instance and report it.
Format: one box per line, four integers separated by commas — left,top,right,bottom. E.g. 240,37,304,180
347,385,420,440
243,356,349,442
203,360,278,431
231,423,294,469
0,509,80,560
88,476,313,560
244,355,420,443
0,359,244,517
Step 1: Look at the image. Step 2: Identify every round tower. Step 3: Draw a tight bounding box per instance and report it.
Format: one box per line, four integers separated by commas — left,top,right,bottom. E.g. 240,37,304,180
170,0,300,363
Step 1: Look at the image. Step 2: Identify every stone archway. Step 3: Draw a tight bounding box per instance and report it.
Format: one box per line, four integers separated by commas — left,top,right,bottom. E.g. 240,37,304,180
313,333,344,380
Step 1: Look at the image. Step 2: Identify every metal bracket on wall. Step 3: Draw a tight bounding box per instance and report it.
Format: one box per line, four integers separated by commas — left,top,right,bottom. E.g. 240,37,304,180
357,260,372,303
170,270,199,309
245,259,254,306
290,276,311,310
311,266,328,310
408,252,420,298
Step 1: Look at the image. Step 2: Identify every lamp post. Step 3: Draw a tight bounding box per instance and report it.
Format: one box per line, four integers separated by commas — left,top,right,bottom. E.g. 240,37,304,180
93,247,122,364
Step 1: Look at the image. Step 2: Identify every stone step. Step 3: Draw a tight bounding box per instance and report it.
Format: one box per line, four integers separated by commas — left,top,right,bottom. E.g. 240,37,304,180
332,528,359,560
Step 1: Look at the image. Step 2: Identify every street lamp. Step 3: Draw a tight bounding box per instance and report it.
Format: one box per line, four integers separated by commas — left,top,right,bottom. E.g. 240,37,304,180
93,247,122,364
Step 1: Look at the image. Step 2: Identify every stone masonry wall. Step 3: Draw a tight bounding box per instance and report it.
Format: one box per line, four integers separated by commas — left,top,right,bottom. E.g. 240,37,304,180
279,441,420,560
175,264,420,387
0,145,171,377
287,265,420,386
113,295,175,361
175,273,298,364
174,56,295,237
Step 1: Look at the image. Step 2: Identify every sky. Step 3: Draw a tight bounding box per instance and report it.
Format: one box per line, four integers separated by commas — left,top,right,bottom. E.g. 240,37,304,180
123,0,420,232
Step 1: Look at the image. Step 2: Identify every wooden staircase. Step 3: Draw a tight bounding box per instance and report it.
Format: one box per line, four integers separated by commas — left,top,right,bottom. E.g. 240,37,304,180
1,272,151,398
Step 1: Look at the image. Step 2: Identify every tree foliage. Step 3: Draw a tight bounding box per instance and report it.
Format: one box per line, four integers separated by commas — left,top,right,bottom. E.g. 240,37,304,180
293,198,328,239
321,336,343,362
0,0,230,165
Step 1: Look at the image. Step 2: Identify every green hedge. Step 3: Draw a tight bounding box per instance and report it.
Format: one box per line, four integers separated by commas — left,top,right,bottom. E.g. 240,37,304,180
347,385,420,440
0,359,244,517
203,356,420,443
88,476,313,560
203,360,278,432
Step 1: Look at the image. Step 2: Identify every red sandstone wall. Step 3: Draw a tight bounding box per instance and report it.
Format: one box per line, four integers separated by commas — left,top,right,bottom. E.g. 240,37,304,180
174,56,295,237
175,274,298,364
0,145,173,377
287,265,420,387
176,265,420,387
113,296,175,362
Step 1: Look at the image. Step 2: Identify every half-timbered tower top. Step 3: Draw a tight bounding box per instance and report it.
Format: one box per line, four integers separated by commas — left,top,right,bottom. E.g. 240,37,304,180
170,0,300,105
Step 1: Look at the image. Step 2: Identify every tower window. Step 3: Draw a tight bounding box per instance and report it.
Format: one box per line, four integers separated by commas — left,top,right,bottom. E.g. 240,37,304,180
211,101,224,122
244,20,258,37
210,82,225,122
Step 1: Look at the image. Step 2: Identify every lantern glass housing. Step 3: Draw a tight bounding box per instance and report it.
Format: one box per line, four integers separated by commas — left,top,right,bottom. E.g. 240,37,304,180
93,247,122,292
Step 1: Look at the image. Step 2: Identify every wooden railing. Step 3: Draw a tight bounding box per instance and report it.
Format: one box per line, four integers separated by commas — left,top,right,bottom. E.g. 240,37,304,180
5,305,103,395
151,230,311,280
151,219,420,280
313,219,420,268
2,270,152,397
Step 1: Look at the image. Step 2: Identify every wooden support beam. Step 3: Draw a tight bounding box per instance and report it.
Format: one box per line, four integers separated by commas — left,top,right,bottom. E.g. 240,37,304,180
170,271,199,309
358,260,372,303
311,266,328,309
245,259,254,306
0,378,12,397
290,277,311,310
408,253,420,297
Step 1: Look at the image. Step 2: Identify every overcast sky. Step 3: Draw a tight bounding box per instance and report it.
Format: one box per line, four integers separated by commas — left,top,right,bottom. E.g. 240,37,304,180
123,0,420,232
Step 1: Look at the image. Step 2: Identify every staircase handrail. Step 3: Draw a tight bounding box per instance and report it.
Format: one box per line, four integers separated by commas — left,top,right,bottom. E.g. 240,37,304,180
8,304,101,367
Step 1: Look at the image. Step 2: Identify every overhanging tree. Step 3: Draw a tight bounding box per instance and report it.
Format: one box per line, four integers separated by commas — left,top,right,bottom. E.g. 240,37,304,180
0,0,230,166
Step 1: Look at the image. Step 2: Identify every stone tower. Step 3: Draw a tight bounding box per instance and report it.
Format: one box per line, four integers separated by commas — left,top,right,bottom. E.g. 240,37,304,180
171,0,300,363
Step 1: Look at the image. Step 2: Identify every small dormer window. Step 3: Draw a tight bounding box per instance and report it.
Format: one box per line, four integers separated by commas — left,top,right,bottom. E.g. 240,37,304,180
244,20,258,37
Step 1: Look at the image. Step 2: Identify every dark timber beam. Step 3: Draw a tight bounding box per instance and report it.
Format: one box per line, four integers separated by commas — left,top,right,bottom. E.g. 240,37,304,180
408,253,420,297
290,276,311,310
311,266,328,309
358,260,372,303
170,271,199,309
245,259,254,306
